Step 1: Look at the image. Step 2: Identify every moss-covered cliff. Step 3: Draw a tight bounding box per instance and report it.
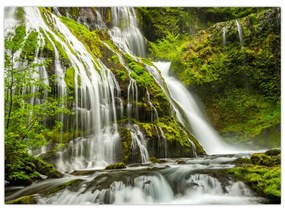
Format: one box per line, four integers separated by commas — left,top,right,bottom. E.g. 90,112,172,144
139,8,280,148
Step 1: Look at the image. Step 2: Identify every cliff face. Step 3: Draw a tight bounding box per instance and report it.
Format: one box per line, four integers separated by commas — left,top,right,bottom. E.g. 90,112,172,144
139,8,281,148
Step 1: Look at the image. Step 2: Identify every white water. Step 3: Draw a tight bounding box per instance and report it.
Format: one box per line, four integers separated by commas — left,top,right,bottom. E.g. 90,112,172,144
222,26,227,45
6,153,264,204
130,124,149,163
5,7,124,171
109,7,146,57
155,62,237,154
236,20,243,45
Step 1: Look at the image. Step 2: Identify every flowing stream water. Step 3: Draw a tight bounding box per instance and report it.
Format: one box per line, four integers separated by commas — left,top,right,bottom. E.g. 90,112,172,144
5,153,266,204
4,7,269,204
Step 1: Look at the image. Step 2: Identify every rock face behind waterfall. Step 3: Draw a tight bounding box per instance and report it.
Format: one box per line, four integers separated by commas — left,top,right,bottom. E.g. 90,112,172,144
4,7,204,173
167,8,280,148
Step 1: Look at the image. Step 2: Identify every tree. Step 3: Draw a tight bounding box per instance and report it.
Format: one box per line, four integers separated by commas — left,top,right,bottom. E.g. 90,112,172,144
4,37,69,185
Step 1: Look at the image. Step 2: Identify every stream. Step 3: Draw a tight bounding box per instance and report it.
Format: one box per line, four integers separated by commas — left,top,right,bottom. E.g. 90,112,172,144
5,151,268,204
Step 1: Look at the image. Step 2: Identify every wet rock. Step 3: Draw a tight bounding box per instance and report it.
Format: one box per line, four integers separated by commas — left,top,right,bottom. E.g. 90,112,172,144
251,153,276,166
265,149,281,156
70,170,98,176
105,162,126,170
177,160,186,164
233,157,252,165
6,195,37,204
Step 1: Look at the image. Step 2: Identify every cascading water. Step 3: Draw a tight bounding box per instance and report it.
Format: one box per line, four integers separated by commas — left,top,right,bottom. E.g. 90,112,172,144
109,7,146,57
236,20,243,45
154,62,236,154
130,124,149,163
6,153,265,204
9,7,123,171
222,26,227,45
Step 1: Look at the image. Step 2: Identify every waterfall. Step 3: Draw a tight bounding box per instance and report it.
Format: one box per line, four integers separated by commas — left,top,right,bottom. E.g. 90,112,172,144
109,7,146,57
146,89,159,121
222,26,226,45
130,124,149,163
155,62,236,154
4,7,124,171
236,20,243,45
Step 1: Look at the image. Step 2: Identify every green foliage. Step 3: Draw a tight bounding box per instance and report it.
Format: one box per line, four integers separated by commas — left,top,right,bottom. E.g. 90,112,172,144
149,33,187,61
21,31,39,61
105,162,126,170
7,25,26,52
138,7,190,41
4,38,69,185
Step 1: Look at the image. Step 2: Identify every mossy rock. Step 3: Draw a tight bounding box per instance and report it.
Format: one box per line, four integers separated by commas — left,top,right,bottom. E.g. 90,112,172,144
176,160,186,164
265,149,281,156
227,164,281,203
250,153,277,166
32,157,63,178
7,171,33,186
6,195,37,204
227,151,281,203
233,157,252,165
118,126,132,162
105,162,126,170
150,157,162,163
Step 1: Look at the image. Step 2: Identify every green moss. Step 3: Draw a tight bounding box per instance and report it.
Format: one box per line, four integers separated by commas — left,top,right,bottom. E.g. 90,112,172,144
105,162,126,170
60,16,102,59
15,7,25,22
125,56,170,115
227,165,280,203
250,153,280,166
115,69,128,81
157,117,183,143
156,116,204,156
140,123,154,137
44,31,71,66
41,179,82,195
105,8,112,24
69,7,80,19
64,67,75,89
6,195,37,204
162,8,281,147
118,127,132,162
265,149,281,156
233,157,252,165
227,151,281,203
150,156,162,163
